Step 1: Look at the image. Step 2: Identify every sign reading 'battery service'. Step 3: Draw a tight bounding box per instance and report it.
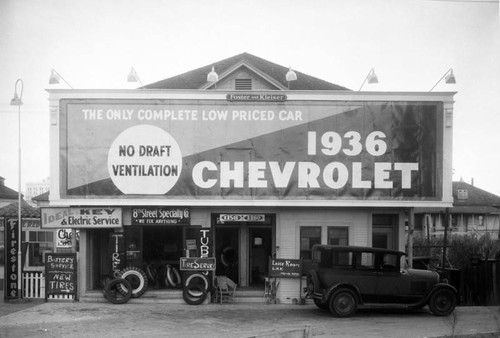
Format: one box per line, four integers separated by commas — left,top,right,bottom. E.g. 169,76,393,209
60,99,443,202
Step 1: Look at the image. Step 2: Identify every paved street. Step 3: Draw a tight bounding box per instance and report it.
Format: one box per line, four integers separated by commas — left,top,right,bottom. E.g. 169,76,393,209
0,300,499,338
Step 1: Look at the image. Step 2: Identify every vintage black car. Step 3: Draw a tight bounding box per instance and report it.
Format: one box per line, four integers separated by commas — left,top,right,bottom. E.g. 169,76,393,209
306,245,457,317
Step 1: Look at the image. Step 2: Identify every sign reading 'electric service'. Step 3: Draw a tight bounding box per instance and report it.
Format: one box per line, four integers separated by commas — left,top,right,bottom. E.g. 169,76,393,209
59,99,443,202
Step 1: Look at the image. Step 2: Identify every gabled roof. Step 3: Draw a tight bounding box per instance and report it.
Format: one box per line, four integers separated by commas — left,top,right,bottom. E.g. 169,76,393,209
0,201,40,218
416,181,500,214
0,176,21,200
453,181,500,208
144,52,350,91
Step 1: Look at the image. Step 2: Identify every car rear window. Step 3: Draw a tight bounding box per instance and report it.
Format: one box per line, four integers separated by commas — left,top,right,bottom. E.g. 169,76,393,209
315,249,353,268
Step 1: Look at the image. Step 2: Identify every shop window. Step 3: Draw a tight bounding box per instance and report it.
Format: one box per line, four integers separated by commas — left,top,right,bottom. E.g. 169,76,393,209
300,227,321,260
328,227,348,245
23,230,55,267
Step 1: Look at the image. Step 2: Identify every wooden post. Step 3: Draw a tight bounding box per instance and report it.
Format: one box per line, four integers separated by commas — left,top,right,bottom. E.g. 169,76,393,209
71,229,77,253
442,208,450,276
408,208,414,269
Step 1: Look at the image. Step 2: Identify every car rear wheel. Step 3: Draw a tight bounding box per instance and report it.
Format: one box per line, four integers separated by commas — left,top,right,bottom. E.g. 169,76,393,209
428,288,457,316
329,288,357,317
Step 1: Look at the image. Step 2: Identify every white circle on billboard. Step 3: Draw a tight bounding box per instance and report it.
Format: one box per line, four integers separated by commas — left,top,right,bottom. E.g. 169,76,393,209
107,125,182,194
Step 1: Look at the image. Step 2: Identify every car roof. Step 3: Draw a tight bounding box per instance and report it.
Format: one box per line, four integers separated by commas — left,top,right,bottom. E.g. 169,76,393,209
312,244,405,256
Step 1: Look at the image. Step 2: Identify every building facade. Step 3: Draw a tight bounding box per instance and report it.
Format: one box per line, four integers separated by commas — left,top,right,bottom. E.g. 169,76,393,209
415,180,500,239
24,177,50,205
43,53,455,303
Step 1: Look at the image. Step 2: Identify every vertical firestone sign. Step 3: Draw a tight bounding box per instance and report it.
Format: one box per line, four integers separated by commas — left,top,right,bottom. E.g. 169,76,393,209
4,217,19,299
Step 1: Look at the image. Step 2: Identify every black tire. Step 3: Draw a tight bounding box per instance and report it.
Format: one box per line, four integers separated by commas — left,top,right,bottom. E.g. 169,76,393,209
182,284,207,305
166,265,182,288
329,289,358,317
145,264,156,284
117,266,148,298
313,298,329,310
104,278,132,304
428,288,457,316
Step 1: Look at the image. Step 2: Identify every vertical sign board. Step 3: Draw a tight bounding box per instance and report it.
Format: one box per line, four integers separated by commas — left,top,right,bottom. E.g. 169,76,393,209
110,233,125,278
4,218,19,299
45,253,77,300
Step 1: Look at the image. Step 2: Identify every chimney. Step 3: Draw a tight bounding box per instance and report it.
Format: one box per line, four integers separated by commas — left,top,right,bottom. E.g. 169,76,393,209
471,178,474,186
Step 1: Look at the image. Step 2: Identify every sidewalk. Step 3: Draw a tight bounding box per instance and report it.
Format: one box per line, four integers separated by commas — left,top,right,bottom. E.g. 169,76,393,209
1,300,499,338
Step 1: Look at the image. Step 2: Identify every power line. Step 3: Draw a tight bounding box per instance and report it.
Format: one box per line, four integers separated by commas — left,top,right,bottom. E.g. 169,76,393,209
428,0,499,3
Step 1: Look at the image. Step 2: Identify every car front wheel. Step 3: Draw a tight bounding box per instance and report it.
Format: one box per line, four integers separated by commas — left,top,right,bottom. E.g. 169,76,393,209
428,288,457,316
329,289,358,317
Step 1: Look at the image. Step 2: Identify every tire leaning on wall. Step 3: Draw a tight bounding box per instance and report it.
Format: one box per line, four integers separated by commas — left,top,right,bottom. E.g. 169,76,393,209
117,266,149,298
104,278,132,304
166,265,182,288
182,272,210,304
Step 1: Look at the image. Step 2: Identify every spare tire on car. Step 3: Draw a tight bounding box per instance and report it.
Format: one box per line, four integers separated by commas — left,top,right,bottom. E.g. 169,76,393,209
117,266,148,298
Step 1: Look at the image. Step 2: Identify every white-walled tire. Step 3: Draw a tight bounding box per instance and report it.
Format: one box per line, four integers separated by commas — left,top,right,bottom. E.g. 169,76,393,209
184,273,209,297
117,266,148,298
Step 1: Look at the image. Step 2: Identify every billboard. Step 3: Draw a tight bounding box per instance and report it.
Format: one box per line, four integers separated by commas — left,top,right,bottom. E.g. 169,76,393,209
58,99,443,202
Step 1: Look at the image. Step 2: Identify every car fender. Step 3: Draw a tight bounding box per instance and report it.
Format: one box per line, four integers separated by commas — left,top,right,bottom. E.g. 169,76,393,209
429,283,458,299
324,283,362,304
412,283,458,308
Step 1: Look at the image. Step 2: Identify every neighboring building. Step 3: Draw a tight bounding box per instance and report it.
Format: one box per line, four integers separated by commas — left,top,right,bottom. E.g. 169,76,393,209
24,177,50,205
415,180,500,239
0,176,21,208
0,198,41,296
44,52,455,303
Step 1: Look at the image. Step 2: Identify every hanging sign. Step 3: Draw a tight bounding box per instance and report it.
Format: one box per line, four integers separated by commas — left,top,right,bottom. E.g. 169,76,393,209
41,207,122,229
131,207,190,225
269,258,302,278
226,93,287,102
218,214,266,223
4,217,19,299
179,257,216,271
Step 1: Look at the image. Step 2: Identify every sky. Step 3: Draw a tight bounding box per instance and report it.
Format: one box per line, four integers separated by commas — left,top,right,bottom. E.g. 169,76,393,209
0,0,499,197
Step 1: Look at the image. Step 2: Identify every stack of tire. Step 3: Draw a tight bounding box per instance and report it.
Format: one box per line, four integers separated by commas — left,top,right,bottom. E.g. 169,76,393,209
182,272,210,305
145,264,182,288
104,266,148,304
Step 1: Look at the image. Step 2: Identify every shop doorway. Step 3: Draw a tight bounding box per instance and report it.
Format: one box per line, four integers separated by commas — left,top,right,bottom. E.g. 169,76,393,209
249,227,272,287
215,227,239,283
213,213,275,288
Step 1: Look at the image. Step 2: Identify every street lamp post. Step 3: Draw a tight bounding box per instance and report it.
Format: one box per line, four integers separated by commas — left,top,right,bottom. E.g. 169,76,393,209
10,78,24,299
